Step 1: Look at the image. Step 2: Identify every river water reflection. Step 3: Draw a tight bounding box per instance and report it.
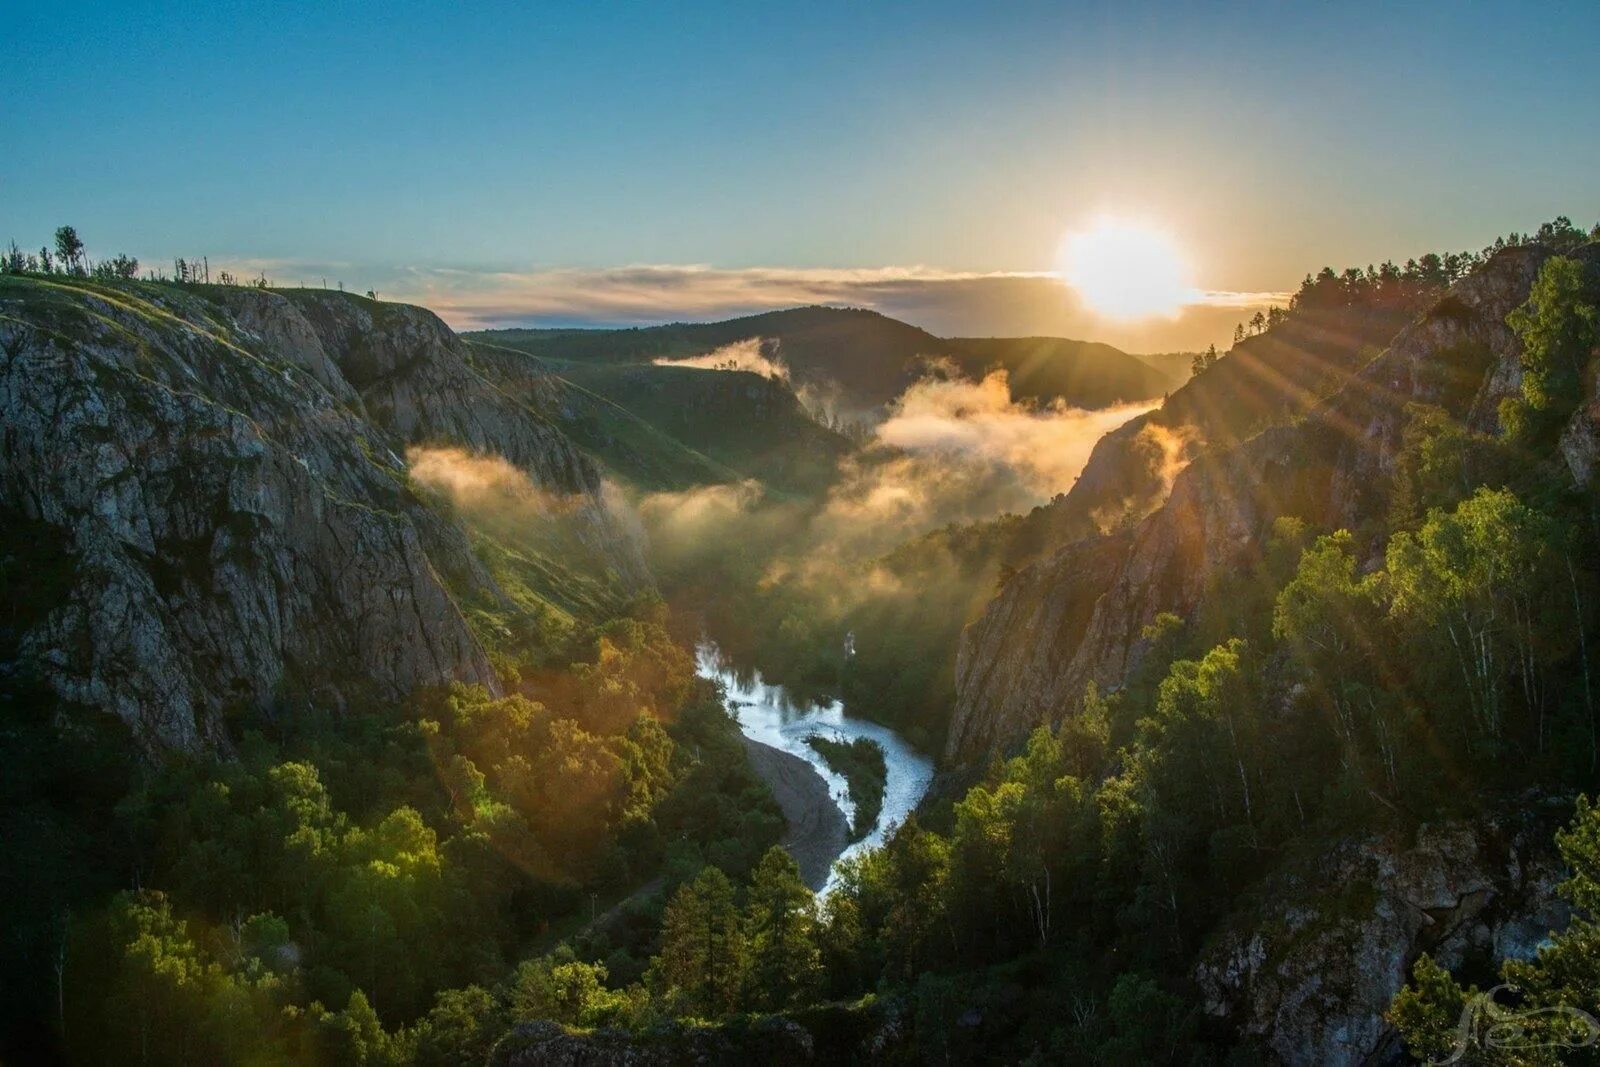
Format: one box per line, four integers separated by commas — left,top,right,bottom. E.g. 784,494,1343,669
696,643,935,892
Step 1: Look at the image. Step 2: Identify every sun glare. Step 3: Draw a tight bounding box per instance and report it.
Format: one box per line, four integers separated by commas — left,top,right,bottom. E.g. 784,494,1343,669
1057,217,1196,320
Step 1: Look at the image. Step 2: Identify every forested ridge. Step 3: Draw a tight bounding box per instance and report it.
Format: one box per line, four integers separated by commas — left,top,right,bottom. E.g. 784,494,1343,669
4,218,1600,1063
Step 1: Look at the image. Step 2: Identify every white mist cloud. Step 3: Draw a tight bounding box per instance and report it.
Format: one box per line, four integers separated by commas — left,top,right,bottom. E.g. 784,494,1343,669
635,365,1153,573
875,370,1157,498
407,445,562,512
653,337,789,379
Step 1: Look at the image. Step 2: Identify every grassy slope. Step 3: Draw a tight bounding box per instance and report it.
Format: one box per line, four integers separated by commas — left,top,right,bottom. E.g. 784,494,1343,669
948,336,1170,407
467,338,744,492
556,363,850,495
469,337,850,496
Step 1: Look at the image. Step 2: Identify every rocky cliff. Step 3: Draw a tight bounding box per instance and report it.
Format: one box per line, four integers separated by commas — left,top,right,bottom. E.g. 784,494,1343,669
0,277,646,753
948,243,1598,765
1002,303,1418,565
492,1018,819,1065
1195,803,1572,1065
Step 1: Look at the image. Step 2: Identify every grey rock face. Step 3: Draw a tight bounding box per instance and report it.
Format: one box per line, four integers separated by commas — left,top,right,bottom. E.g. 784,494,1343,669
1195,807,1571,1065
948,243,1598,765
493,1018,816,1065
279,291,651,585
0,281,645,753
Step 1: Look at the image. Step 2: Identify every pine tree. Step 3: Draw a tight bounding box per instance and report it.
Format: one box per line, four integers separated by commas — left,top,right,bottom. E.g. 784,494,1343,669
743,847,821,1010
652,867,745,1016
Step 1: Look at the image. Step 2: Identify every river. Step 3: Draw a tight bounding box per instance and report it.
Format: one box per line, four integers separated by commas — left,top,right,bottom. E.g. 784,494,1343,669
695,642,935,893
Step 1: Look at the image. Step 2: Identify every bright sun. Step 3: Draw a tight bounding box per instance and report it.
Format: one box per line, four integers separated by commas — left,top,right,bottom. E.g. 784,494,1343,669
1057,217,1196,319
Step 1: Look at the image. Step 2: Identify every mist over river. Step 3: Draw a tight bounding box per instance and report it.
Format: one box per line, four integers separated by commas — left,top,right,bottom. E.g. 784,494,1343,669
695,643,934,892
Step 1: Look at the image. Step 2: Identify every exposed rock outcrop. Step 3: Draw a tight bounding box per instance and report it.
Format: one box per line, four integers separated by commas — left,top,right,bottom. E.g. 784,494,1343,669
1195,804,1572,1065
492,1018,816,1066
948,243,1598,765
0,279,645,753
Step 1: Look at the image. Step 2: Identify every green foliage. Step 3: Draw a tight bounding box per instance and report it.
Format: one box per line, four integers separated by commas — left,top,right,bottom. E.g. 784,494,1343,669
1387,488,1568,750
5,589,779,1061
408,985,503,1067
1389,403,1503,529
67,890,303,1065
742,848,823,1010
651,867,746,1017
509,945,640,1029
809,472,1600,1059
805,736,886,840
1389,953,1468,1056
1505,255,1598,443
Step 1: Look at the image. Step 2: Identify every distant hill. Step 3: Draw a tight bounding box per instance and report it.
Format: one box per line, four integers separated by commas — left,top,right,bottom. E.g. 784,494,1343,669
467,338,851,495
946,336,1171,408
469,306,1169,413
1129,349,1201,390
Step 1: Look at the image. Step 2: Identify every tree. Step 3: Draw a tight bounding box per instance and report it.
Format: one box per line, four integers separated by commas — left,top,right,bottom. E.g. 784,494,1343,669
72,890,295,1065
53,227,84,275
652,866,745,1016
1273,531,1391,786
1505,255,1597,441
1143,640,1263,840
742,847,821,1010
510,946,627,1027
1387,488,1566,754
1389,404,1492,528
92,254,139,281
316,989,402,1066
1387,955,1472,1065
408,985,502,1067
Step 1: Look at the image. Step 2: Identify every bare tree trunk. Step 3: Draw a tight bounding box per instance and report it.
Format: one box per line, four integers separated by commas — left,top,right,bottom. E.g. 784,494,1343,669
1568,552,1595,771
1445,621,1480,730
54,925,67,1047
1225,715,1258,845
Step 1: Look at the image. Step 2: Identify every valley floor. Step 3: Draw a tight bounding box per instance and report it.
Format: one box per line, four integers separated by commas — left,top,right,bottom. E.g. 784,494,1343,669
740,737,849,889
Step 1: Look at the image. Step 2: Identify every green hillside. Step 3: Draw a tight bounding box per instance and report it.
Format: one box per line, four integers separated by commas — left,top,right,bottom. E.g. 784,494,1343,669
948,335,1171,407
467,339,850,495
470,306,1170,413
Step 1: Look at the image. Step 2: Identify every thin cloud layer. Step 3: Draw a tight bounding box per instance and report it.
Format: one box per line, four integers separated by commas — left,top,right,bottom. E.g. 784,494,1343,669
379,264,1287,351
179,256,1287,351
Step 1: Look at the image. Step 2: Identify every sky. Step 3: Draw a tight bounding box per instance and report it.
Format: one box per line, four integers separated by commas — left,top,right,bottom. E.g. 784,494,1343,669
6,1,1599,349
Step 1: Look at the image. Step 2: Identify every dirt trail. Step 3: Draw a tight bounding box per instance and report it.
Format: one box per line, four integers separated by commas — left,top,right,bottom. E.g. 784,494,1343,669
741,736,849,890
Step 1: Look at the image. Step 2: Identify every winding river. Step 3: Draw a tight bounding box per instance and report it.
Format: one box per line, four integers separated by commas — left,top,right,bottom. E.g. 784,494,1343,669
695,643,935,892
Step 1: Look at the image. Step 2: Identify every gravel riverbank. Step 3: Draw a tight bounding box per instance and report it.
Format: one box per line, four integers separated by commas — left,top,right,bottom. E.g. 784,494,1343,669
741,736,849,890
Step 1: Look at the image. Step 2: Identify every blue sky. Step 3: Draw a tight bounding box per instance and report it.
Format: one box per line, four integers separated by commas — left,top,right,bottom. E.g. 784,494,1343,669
6,1,1599,345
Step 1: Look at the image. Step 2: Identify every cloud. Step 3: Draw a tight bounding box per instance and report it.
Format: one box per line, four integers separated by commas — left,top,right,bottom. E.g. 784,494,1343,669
874,370,1157,498
654,337,789,379
126,251,1287,351
407,445,564,512
379,264,1289,352
635,367,1153,575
